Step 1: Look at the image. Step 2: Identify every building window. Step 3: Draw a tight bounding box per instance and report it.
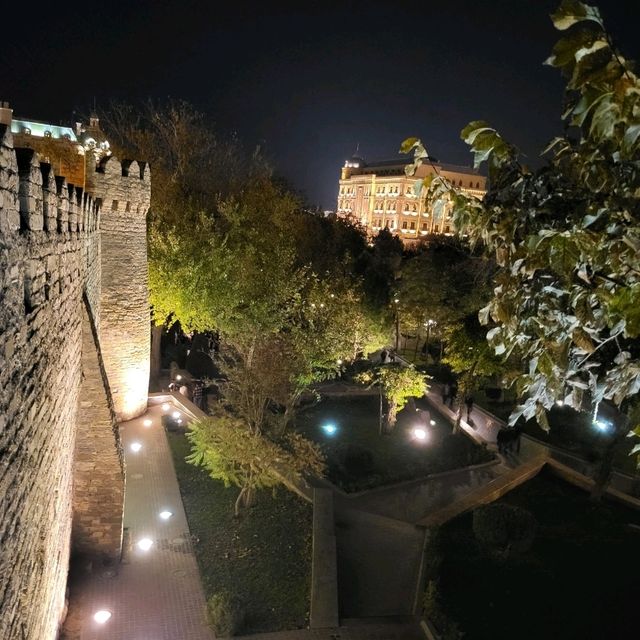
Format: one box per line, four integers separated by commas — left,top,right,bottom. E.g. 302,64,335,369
111,200,118,211
445,225,451,233
434,224,440,232
412,204,417,212
125,201,131,212
402,221,408,229
476,182,480,189
422,223,427,230
410,221,415,230
404,204,409,211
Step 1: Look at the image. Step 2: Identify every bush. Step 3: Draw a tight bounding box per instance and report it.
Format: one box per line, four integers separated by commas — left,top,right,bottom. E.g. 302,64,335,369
206,592,245,637
472,503,537,561
423,580,463,640
342,443,375,476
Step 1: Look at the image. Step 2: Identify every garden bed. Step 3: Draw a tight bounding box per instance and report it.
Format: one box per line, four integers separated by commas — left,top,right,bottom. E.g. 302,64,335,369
295,395,493,493
167,432,312,635
426,467,640,639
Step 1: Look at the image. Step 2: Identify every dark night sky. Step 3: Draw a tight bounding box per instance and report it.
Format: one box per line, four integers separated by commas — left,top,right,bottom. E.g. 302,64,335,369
2,0,638,208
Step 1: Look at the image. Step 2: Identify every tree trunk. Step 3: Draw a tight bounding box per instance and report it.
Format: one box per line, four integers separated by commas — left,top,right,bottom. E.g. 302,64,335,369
150,323,163,389
234,487,247,517
385,401,397,433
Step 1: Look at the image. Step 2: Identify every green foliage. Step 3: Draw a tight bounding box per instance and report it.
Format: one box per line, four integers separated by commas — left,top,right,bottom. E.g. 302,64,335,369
206,592,245,637
186,414,324,515
472,503,538,561
404,2,640,471
422,580,463,640
357,364,428,428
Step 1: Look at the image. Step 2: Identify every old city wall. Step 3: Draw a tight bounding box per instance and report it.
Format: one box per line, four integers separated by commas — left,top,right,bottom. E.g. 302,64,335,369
0,126,149,639
90,156,151,421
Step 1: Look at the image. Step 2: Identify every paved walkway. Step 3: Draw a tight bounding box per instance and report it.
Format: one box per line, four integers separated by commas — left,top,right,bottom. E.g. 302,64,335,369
66,404,213,639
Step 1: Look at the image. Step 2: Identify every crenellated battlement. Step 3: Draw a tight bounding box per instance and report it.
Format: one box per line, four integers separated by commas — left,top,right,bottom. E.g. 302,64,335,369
1,126,100,237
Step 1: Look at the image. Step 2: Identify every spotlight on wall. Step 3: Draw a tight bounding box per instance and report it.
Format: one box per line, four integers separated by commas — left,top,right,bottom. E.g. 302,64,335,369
161,403,170,412
143,419,152,427
413,427,428,442
93,610,112,624
172,411,180,419
159,510,173,520
130,442,142,453
137,538,153,551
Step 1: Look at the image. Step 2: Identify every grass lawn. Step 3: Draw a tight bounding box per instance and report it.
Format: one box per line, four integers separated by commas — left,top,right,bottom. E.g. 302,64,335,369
295,395,493,493
429,467,640,640
167,432,312,635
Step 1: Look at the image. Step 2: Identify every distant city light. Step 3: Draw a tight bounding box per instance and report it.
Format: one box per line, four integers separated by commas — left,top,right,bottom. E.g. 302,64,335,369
93,610,112,624
394,298,399,303
161,403,170,411
159,510,173,520
413,427,428,441
137,538,153,551
143,418,152,427
321,423,338,436
130,442,142,453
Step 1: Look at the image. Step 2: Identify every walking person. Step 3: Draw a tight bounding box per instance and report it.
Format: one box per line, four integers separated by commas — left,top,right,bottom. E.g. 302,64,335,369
442,383,450,405
465,394,474,421
380,349,388,364
449,381,458,408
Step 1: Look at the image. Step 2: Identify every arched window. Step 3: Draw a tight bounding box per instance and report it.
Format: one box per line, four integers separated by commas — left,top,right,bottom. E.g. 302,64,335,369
476,182,480,189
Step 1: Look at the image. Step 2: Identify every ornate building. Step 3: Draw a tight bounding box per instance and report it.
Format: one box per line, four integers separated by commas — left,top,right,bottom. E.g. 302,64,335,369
337,154,486,244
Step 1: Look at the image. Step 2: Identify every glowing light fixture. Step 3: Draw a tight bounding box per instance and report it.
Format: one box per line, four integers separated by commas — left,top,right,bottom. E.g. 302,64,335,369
172,411,180,419
162,403,170,411
413,427,428,441
130,442,142,453
337,359,343,365
137,538,153,551
177,418,183,425
430,419,436,426
176,374,182,381
143,419,152,427
321,423,338,436
556,400,564,406
93,610,112,624
159,510,173,520
593,419,611,433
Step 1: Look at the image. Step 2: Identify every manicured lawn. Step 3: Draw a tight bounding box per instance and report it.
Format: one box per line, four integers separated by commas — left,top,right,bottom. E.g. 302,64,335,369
167,432,312,635
429,468,640,639
295,395,493,492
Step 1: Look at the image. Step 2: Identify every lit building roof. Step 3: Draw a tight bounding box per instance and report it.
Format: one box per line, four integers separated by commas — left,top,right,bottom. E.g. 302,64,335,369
11,117,77,141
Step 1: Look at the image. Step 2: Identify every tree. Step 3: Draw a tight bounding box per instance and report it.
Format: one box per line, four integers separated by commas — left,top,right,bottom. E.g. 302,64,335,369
404,0,640,495
186,414,324,516
357,365,429,432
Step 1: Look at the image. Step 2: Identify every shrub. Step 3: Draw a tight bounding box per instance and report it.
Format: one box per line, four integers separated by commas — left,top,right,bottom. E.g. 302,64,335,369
206,592,245,637
342,443,375,476
472,503,537,561
423,580,463,640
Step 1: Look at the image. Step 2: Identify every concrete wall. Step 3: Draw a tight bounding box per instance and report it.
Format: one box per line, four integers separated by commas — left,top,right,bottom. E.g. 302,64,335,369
0,126,150,639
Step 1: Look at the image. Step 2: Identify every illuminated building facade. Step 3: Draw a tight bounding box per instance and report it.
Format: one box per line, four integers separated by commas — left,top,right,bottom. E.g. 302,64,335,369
337,155,486,244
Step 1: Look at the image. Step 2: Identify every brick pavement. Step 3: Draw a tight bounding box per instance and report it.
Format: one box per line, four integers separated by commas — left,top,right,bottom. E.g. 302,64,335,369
69,404,213,639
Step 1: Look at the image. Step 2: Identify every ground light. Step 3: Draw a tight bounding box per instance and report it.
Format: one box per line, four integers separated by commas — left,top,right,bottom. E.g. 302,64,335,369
430,419,436,426
413,427,428,442
162,403,170,411
172,411,180,419
176,374,182,381
93,610,112,624
556,400,564,406
159,510,173,520
130,442,142,453
143,418,152,427
137,538,153,551
321,423,338,436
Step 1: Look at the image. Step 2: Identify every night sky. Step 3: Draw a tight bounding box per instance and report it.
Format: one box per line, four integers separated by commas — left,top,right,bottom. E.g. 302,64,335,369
3,0,638,208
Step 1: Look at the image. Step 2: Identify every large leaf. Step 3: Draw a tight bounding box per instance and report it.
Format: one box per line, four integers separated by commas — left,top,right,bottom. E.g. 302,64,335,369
550,0,603,31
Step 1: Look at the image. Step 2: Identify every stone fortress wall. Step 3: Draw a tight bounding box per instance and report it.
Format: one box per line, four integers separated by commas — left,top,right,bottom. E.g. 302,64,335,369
0,112,150,640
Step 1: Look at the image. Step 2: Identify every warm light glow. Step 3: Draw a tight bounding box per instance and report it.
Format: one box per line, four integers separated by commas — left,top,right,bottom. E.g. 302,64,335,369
143,419,152,427
122,366,149,419
337,359,343,365
430,419,436,426
93,610,112,624
162,403,170,411
137,538,153,551
321,423,338,436
159,510,173,520
176,374,182,381
177,418,183,425
413,427,428,441
556,400,564,406
172,411,180,419
130,442,142,453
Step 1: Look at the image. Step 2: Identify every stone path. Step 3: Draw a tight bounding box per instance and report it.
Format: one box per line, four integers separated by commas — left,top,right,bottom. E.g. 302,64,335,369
238,622,424,639
67,403,213,639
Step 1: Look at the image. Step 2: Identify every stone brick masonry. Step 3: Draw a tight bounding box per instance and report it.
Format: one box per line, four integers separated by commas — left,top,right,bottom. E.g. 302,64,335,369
0,123,150,640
